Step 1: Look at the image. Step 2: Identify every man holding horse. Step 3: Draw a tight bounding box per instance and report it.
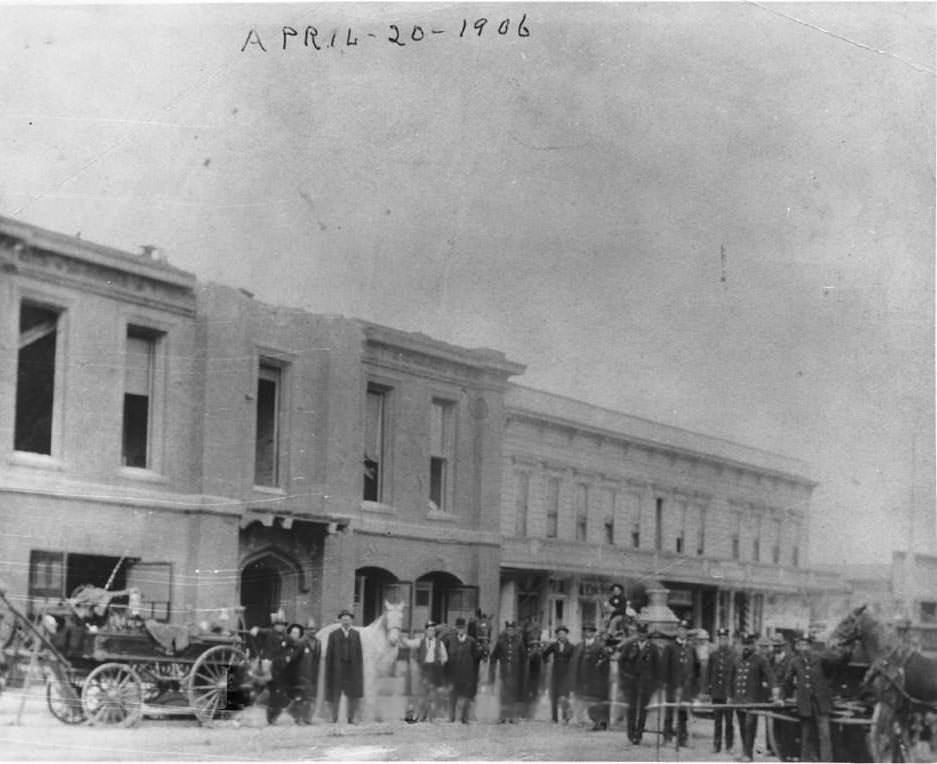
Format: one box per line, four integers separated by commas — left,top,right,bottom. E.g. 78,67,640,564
781,632,845,762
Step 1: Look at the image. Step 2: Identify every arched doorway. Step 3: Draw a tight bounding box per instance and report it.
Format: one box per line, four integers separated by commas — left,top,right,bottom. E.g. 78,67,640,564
240,554,297,629
354,566,405,626
414,571,476,629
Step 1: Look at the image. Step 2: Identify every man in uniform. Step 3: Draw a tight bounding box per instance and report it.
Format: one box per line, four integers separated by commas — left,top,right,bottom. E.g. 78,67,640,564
661,619,701,747
489,621,527,723
705,627,736,753
325,609,364,724
541,624,576,724
289,618,321,725
732,633,774,763
573,623,611,731
262,611,298,725
781,632,846,762
620,621,659,745
444,617,482,724
769,635,795,759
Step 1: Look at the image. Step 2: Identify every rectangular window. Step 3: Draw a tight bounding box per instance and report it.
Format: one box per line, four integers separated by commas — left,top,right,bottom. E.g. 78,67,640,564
364,385,388,501
772,518,781,564
676,502,686,554
429,399,455,511
545,477,559,538
603,489,615,545
655,497,664,551
631,497,641,549
254,363,281,487
575,484,588,542
28,550,65,599
122,327,159,468
15,302,61,454
920,602,937,624
792,520,801,567
731,512,741,560
514,472,530,537
697,507,706,556
752,514,761,562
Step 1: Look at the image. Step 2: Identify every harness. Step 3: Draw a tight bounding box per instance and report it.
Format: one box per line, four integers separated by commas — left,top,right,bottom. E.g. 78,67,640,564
863,645,937,712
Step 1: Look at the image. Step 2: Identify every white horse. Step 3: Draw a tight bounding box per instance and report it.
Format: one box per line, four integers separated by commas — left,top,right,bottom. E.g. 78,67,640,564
314,601,407,722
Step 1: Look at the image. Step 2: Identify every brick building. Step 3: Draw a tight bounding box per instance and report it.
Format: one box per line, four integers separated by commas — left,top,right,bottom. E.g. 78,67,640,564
1,216,850,637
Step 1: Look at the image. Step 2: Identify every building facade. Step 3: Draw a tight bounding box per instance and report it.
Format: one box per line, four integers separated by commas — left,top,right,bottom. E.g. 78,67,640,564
1,216,864,639
498,386,845,639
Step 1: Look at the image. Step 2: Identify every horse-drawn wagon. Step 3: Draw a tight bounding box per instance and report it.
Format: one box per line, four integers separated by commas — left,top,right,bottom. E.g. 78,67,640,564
1,583,252,727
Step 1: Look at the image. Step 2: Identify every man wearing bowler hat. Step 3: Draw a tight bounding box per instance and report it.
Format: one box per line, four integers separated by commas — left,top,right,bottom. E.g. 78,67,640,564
444,617,482,723
541,624,576,723
325,609,364,723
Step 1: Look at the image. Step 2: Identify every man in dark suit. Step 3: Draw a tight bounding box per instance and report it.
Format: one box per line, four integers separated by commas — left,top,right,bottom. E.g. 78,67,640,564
574,623,611,731
444,617,482,723
620,622,659,745
541,624,576,723
782,633,847,762
661,619,701,746
733,633,774,762
325,609,364,723
489,621,527,723
705,627,736,753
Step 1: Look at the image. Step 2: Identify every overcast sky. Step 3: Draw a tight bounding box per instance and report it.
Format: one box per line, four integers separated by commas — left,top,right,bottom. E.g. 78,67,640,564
2,2,933,566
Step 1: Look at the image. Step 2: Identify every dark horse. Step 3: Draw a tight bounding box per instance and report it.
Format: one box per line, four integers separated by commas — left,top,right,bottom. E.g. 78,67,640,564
830,605,937,762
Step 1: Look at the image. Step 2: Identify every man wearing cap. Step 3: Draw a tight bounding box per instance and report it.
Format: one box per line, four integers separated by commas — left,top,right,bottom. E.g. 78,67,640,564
705,627,736,754
289,618,321,725
409,621,448,722
620,622,660,745
781,632,847,762
541,625,576,724
325,609,364,723
489,621,528,723
573,622,611,731
732,633,774,762
262,611,298,725
661,619,701,746
444,617,482,723
767,635,795,759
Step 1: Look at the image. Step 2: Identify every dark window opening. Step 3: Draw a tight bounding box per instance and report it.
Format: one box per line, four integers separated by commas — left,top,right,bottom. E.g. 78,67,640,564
632,527,641,548
604,517,614,545
122,328,157,468
430,456,447,508
254,365,280,487
15,303,60,454
545,477,559,538
752,538,761,563
732,537,740,560
429,400,454,511
920,602,936,624
655,498,663,551
364,386,387,501
515,472,529,537
575,485,588,542
676,536,684,554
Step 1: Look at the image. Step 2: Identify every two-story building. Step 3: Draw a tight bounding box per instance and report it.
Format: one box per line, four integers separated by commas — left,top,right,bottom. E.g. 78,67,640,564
498,386,844,639
0,217,521,632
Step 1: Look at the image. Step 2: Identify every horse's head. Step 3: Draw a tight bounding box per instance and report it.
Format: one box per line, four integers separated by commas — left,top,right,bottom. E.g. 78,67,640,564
382,600,406,646
829,604,868,650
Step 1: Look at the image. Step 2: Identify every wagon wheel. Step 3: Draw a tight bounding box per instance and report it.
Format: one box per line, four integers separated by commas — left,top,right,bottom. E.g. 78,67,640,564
870,701,907,762
187,645,247,725
81,663,144,727
46,679,86,724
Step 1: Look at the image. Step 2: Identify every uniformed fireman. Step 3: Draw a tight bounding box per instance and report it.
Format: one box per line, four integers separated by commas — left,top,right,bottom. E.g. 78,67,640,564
732,633,774,762
661,619,700,746
704,627,736,753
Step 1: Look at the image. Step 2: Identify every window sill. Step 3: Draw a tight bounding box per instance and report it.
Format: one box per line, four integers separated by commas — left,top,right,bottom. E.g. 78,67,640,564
117,466,168,484
361,500,396,515
8,451,66,472
426,508,457,522
252,485,286,495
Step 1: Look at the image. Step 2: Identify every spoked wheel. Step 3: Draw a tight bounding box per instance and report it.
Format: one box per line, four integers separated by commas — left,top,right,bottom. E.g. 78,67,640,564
187,645,248,725
81,663,144,727
46,680,87,724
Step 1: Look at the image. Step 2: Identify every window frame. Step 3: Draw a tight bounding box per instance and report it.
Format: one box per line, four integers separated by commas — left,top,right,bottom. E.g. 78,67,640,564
253,353,291,491
121,325,166,472
545,475,560,539
428,397,456,513
364,382,393,503
13,294,68,460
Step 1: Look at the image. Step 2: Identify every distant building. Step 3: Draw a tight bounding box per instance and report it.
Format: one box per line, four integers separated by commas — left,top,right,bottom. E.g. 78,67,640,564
0,216,855,638
498,386,844,639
